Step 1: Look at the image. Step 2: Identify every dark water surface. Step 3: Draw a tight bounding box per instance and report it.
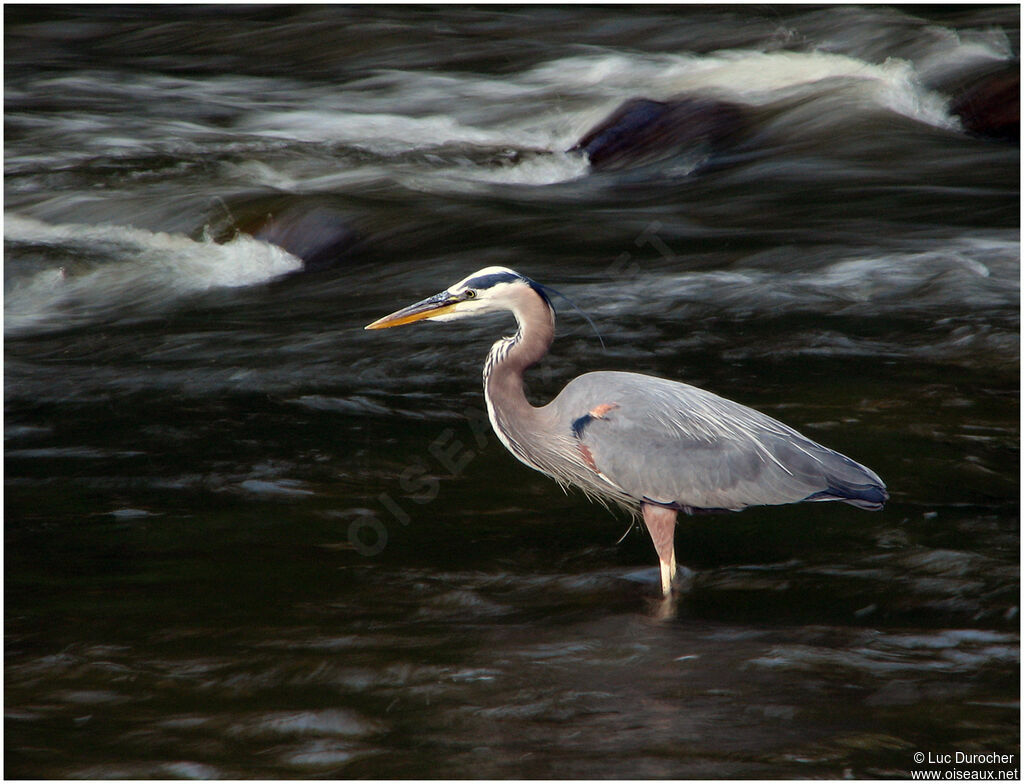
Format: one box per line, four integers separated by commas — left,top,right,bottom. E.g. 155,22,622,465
5,5,1020,779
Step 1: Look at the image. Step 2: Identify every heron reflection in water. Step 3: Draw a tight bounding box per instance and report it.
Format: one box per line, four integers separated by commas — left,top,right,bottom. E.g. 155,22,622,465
366,267,888,597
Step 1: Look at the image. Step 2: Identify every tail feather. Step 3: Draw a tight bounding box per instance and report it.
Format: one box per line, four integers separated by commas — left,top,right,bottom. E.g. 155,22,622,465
804,477,889,510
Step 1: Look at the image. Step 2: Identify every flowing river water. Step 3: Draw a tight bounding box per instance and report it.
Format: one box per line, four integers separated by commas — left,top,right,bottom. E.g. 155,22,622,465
5,5,1020,779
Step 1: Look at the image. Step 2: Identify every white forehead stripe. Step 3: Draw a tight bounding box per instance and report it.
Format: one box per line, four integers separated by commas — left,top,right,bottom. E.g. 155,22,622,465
452,266,522,292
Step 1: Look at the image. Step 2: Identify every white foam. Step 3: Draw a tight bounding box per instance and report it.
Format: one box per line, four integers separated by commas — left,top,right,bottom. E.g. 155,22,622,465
526,48,958,132
9,28,1005,197
395,151,590,193
240,110,515,153
4,214,303,334
915,25,1015,84
231,47,963,189
591,234,1019,319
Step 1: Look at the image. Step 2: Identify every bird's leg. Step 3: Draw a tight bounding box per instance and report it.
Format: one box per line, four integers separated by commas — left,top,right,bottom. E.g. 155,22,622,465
641,502,678,597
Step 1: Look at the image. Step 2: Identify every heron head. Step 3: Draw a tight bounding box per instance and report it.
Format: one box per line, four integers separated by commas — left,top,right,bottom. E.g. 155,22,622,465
365,266,547,329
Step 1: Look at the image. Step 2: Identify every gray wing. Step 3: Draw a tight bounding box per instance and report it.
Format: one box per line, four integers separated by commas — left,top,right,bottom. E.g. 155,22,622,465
548,371,887,511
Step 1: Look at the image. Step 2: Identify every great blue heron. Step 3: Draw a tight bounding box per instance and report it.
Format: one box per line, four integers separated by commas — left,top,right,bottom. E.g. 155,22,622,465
366,267,888,596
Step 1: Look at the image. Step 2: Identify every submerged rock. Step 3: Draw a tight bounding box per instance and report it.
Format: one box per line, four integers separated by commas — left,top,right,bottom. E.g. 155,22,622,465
948,64,1019,144
203,197,361,273
569,95,747,171
248,204,360,273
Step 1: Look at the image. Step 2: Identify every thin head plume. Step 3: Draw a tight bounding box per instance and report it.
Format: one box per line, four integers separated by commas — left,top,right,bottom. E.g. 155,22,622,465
535,282,606,351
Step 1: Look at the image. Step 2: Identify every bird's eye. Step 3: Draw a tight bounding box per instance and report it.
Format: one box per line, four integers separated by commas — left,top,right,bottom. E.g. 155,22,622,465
464,289,477,299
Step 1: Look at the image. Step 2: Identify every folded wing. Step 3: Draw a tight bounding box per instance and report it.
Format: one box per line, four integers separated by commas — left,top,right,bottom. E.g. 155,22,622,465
552,371,887,512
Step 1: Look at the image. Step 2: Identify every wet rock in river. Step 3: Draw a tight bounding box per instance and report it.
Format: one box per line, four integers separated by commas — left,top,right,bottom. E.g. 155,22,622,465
948,64,1019,144
568,95,747,171
204,196,361,273
250,205,360,273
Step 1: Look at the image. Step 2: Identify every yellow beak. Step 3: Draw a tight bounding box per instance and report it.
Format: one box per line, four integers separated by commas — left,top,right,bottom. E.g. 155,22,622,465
365,291,458,330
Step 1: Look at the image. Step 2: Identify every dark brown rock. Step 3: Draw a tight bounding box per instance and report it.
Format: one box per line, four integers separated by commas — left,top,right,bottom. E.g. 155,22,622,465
949,65,1019,143
569,96,747,171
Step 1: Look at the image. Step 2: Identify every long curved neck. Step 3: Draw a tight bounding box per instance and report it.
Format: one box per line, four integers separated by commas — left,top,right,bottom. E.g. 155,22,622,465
482,287,555,466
